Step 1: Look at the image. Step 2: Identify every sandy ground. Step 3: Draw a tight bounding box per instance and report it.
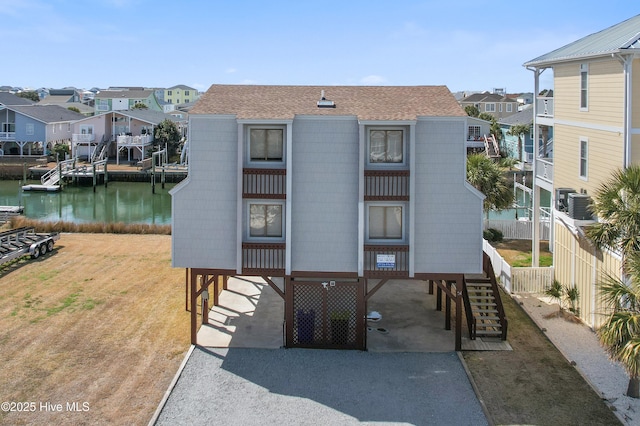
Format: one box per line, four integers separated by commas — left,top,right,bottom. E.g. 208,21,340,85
0,233,189,426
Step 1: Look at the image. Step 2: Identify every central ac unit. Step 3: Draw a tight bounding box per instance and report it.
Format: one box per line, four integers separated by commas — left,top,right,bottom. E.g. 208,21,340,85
555,188,575,212
568,193,593,220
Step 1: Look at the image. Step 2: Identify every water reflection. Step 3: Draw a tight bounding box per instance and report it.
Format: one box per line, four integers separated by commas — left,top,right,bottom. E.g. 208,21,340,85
0,180,175,224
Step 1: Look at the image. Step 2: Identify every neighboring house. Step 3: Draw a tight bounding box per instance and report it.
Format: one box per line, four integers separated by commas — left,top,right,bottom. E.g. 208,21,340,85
94,89,163,113
459,91,519,120
71,109,179,162
0,92,35,107
163,85,199,105
39,91,95,117
466,116,493,155
0,105,85,156
524,14,640,328
171,84,485,349
498,107,534,165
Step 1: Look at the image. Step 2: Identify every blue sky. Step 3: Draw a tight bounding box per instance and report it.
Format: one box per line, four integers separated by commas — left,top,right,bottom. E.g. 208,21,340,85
1,0,637,94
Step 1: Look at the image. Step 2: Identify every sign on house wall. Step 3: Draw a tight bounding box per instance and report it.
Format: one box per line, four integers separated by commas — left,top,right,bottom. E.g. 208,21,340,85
376,254,396,269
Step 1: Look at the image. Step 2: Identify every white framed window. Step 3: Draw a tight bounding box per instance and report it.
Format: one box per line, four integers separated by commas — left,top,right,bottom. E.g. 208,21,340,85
580,63,588,110
248,202,284,239
80,125,93,135
579,138,588,179
506,103,513,113
485,103,496,112
468,125,481,140
248,127,285,163
368,128,405,165
498,104,503,113
366,203,406,242
26,123,34,135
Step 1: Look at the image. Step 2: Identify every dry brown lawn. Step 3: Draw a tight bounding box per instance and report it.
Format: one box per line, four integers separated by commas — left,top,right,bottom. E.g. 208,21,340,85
0,233,189,426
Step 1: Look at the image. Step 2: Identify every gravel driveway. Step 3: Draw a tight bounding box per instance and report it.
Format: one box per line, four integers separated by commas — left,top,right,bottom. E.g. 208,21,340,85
154,347,488,425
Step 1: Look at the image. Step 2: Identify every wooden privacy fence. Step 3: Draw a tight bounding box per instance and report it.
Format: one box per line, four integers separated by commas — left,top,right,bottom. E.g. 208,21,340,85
483,219,550,240
482,239,554,294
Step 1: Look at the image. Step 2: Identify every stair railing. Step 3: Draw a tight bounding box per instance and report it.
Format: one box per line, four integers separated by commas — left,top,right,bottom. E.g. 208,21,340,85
461,276,477,340
482,252,508,340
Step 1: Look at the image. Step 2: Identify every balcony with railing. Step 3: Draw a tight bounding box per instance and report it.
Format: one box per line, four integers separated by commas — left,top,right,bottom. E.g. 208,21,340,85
0,131,15,141
364,170,409,201
363,245,409,277
243,168,286,199
72,133,96,143
116,134,153,146
242,242,286,275
535,157,554,185
536,97,554,117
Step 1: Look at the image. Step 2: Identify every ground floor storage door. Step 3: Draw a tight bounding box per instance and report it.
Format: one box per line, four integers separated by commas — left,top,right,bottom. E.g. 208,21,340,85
286,279,365,349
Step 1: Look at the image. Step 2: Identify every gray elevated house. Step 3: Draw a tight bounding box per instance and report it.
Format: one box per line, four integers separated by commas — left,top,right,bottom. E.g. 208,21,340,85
171,85,495,350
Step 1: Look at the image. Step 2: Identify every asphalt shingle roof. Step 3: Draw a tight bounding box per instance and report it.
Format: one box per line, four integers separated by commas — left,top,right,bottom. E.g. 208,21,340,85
6,105,85,123
95,90,155,99
498,107,533,126
0,92,35,106
191,85,465,120
524,14,640,67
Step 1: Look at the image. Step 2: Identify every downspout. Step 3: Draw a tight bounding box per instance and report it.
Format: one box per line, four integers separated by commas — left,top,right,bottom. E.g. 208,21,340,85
614,53,633,168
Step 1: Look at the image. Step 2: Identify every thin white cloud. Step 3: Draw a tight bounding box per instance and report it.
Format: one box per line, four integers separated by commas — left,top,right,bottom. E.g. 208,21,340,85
225,68,237,74
360,75,386,85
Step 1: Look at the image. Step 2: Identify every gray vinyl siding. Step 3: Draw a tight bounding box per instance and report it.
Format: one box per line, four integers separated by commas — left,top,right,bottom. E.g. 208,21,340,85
413,118,483,274
171,115,238,268
291,117,359,273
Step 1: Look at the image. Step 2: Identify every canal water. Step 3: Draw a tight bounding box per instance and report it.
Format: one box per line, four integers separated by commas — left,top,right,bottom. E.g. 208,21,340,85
0,180,175,224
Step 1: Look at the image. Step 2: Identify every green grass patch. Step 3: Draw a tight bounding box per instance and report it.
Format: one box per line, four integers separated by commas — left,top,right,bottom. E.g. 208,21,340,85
512,253,553,267
46,291,81,316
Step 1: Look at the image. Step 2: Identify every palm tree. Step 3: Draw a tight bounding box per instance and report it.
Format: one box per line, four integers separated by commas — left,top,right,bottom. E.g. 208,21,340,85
597,253,640,398
466,153,514,217
586,165,640,398
586,165,640,271
507,123,531,162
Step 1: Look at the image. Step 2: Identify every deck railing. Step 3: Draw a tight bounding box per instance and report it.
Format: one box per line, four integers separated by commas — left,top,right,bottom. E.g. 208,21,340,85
242,242,286,274
364,170,409,200
536,97,554,117
0,132,15,141
363,244,409,277
243,168,286,199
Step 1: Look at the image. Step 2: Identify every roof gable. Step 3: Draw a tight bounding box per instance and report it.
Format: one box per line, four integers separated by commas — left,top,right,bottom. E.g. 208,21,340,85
524,14,640,67
191,85,464,120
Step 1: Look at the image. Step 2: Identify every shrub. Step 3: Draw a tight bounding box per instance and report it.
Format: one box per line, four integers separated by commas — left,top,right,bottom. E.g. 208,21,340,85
483,228,503,242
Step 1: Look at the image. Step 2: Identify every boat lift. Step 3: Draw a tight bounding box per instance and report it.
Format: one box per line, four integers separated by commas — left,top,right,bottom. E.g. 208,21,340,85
0,227,60,265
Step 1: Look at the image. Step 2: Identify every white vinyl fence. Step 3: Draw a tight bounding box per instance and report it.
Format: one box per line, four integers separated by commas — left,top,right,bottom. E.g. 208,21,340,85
483,239,554,294
483,219,550,240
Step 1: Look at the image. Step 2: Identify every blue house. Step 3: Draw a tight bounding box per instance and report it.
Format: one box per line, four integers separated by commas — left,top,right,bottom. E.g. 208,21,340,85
0,105,85,157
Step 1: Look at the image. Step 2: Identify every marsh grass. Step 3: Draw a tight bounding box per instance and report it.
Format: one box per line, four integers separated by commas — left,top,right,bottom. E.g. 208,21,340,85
9,216,171,235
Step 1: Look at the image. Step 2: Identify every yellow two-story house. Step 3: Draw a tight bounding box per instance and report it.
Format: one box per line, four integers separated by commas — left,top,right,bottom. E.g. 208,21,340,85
524,14,640,327
164,85,199,105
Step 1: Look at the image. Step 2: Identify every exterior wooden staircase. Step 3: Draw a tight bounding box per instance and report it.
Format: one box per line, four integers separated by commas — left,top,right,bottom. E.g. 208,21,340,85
484,134,500,159
463,252,508,340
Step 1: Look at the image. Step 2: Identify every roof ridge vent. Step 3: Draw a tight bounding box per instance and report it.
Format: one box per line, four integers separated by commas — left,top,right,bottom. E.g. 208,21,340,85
317,90,336,108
